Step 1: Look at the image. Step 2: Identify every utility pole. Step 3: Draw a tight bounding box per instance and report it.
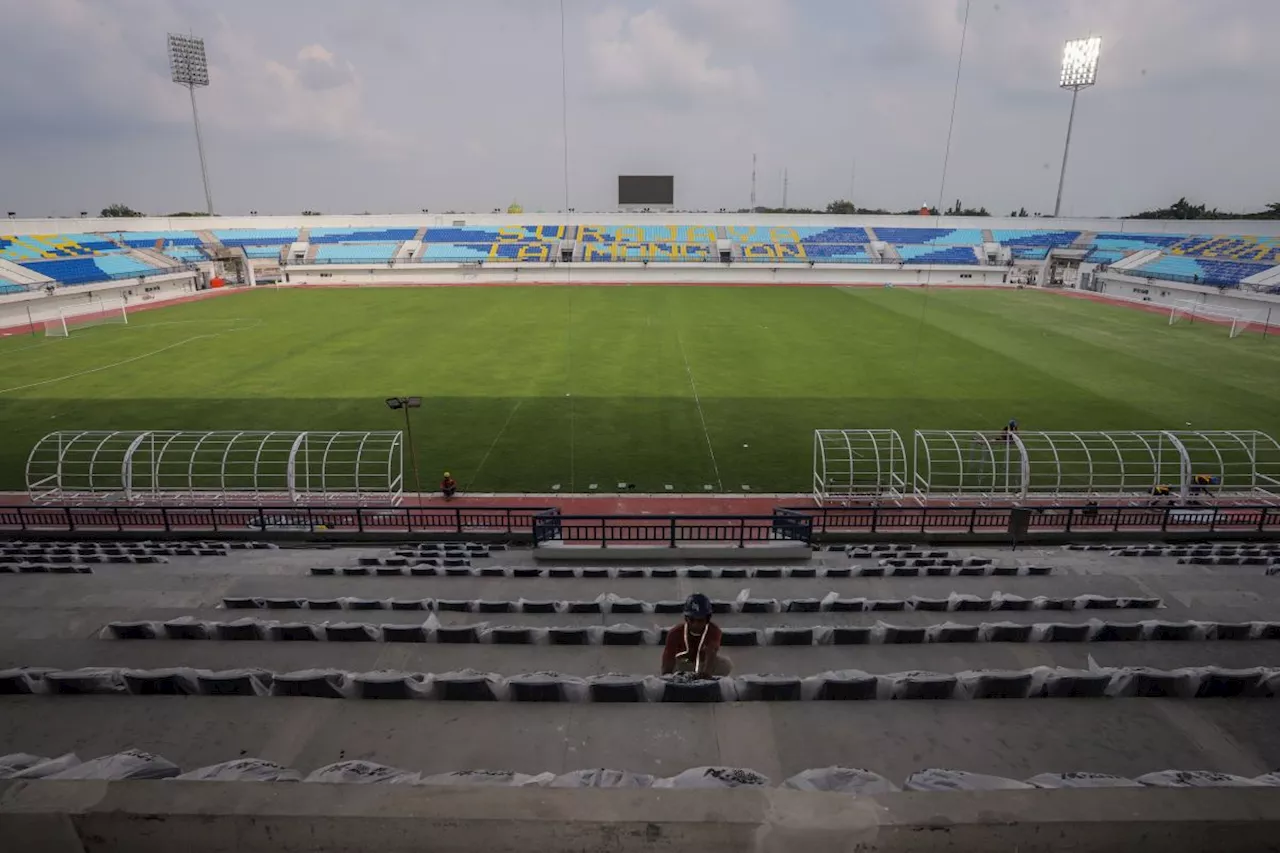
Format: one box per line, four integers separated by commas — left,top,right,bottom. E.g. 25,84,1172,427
781,168,789,210
750,153,757,212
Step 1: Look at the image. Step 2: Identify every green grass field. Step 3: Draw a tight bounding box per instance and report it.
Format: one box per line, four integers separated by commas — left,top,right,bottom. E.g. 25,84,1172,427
1,285,1278,494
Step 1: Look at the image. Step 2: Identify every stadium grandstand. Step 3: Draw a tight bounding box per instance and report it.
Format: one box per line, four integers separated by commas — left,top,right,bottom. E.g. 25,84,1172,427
3,218,1280,292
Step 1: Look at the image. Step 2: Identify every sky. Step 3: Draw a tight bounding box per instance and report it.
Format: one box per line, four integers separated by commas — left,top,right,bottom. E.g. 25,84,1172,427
1,0,1277,219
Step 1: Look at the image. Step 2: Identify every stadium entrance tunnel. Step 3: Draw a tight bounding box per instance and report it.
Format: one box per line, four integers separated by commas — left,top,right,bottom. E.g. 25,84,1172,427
26,430,403,506
911,430,1280,505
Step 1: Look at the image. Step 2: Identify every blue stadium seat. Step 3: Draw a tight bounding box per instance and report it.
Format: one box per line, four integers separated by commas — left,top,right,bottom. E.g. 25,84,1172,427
163,246,207,262
581,242,711,261
726,226,826,243
212,229,298,247
308,227,417,244
1134,254,1273,287
112,231,202,248
422,226,564,243
992,230,1080,248
873,228,984,245
0,278,25,295
412,241,555,262
1168,235,1280,264
17,253,159,286
243,246,283,259
1084,249,1125,265
1090,233,1185,252
314,243,400,263
0,234,105,260
798,227,872,244
579,226,717,243
895,245,979,264
1011,247,1048,260
798,244,871,262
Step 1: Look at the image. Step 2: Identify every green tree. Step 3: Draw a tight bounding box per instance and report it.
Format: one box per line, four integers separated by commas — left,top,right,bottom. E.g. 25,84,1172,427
100,203,144,218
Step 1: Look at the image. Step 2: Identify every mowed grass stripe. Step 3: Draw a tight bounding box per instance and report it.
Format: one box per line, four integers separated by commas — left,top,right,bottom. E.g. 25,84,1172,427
0,286,1276,493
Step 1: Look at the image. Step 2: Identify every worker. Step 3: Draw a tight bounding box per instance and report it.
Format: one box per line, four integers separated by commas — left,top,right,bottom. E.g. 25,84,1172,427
1190,474,1220,495
440,471,457,500
661,593,732,678
1002,419,1019,442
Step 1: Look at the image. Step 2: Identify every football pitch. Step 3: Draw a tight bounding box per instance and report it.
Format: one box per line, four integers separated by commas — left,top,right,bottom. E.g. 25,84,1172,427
1,285,1278,494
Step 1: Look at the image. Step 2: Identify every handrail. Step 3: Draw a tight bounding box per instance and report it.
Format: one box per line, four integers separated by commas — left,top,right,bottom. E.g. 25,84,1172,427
786,503,1280,535
0,503,1275,538
0,505,552,535
532,512,814,548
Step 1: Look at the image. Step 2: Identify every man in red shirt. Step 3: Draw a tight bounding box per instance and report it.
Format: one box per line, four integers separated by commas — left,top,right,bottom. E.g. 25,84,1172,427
661,593,732,677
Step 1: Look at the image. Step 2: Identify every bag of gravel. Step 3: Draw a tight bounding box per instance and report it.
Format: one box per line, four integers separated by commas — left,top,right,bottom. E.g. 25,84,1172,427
904,769,1033,791
177,759,302,782
549,769,654,788
782,767,899,794
652,766,770,789
305,760,418,784
46,749,179,780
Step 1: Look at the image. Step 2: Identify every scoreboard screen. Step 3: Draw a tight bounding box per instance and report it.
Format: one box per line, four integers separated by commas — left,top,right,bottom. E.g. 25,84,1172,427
618,175,674,206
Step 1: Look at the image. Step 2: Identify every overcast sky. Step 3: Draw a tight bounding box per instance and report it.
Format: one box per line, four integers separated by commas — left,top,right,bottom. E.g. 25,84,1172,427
2,0,1277,218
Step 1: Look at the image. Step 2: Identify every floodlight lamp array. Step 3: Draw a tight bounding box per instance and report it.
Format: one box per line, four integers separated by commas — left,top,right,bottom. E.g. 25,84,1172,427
1060,36,1101,88
168,34,210,87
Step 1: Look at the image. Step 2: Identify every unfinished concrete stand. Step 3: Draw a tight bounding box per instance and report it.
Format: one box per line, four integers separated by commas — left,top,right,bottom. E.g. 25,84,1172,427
3,781,1280,853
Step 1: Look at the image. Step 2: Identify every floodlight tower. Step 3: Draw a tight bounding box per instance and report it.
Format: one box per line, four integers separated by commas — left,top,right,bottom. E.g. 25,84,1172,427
1053,36,1101,218
168,33,214,216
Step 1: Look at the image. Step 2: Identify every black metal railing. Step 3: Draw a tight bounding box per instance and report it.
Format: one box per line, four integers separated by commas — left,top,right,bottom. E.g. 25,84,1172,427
532,511,814,548
0,502,1276,539
787,504,1280,535
0,505,550,535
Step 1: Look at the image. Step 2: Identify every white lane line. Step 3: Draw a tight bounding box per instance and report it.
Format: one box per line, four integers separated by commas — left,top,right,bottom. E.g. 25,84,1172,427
467,399,524,490
673,324,723,492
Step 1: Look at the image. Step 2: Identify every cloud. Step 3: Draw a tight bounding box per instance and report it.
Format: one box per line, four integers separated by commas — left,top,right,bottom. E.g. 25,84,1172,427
686,0,791,40
292,43,357,92
586,6,759,101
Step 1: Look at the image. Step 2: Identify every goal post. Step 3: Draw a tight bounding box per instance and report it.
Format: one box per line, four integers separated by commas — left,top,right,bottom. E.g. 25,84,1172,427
1169,299,1261,339
44,300,128,337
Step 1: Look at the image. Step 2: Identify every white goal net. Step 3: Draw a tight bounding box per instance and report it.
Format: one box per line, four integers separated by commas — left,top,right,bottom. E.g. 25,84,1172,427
44,300,129,337
1168,299,1260,339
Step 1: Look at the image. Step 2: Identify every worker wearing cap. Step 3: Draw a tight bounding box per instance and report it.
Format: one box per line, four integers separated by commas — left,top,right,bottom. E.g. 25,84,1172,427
440,471,457,500
661,593,732,677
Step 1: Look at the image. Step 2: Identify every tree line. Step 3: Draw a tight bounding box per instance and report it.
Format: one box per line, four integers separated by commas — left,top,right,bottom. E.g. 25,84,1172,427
96,198,1280,220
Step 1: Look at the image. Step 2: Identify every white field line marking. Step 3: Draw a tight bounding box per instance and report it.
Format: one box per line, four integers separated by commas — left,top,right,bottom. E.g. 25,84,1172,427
467,399,524,490
0,317,260,356
673,325,723,491
0,322,259,395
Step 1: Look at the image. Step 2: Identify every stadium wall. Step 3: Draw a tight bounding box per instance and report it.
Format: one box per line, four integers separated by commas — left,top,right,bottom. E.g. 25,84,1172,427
0,271,203,335
1092,269,1280,321
6,213,1280,238
279,263,1010,287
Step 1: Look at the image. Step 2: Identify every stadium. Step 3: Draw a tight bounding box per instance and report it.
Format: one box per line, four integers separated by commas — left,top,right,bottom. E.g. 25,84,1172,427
3,8,1280,853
